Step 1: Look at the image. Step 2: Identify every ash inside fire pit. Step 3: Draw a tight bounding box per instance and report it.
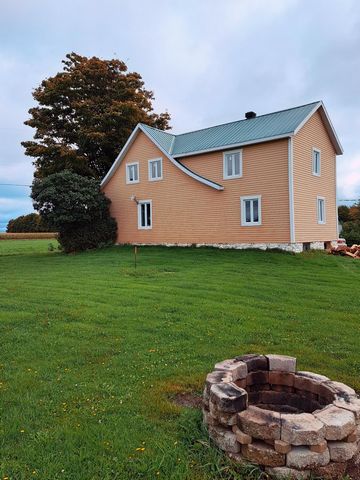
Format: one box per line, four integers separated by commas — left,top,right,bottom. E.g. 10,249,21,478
203,354,360,479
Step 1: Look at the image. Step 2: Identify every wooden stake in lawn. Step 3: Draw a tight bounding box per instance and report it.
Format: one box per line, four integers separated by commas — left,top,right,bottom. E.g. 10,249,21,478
134,245,138,270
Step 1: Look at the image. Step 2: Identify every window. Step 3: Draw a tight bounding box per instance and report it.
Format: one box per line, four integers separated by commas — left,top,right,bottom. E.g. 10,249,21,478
148,158,162,181
317,196,326,224
126,162,139,184
223,150,242,179
138,200,152,229
241,195,262,226
312,148,321,176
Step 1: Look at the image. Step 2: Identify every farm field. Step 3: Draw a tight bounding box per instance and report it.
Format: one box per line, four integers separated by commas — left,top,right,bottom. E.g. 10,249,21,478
1,240,360,480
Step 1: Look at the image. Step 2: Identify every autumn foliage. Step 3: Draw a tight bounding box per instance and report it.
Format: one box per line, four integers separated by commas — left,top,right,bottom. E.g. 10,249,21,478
23,52,171,180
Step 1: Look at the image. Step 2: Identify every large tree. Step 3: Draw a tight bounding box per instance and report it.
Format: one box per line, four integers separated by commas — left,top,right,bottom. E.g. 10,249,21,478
23,52,171,180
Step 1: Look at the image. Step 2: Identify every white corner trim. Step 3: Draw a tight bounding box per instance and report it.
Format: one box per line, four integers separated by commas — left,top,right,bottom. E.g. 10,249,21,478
148,157,163,181
240,195,262,226
223,149,243,180
288,137,295,243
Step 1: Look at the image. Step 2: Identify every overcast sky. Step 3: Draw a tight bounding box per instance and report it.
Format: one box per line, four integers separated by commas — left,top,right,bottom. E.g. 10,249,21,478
1,0,360,230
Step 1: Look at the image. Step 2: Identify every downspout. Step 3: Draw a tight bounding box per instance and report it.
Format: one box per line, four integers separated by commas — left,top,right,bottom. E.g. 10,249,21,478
288,136,295,243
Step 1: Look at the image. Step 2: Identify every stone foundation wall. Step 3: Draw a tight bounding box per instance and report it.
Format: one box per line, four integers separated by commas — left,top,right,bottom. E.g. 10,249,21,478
203,354,360,479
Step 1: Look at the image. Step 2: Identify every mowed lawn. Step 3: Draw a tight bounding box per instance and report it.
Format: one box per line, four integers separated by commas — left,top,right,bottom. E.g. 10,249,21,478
1,240,360,480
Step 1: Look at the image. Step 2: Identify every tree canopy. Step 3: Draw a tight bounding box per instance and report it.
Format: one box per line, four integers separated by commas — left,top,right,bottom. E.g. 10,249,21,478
6,213,54,233
31,170,117,252
23,52,171,180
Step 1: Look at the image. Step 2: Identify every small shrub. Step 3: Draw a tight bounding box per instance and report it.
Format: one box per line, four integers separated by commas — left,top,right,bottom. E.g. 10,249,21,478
342,221,360,246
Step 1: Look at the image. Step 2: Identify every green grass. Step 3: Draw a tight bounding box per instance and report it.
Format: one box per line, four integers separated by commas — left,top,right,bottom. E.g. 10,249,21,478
0,240,359,480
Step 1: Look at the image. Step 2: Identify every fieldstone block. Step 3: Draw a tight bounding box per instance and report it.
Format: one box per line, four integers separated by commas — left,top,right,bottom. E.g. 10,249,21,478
324,381,356,399
274,439,291,454
281,413,325,445
242,440,286,467
314,405,355,440
334,396,360,420
294,375,323,395
266,354,296,373
209,401,237,426
238,405,281,440
235,354,268,372
232,425,252,444
210,383,248,413
296,371,329,382
310,440,328,453
269,371,295,387
227,452,246,464
214,359,247,381
203,408,219,426
208,424,240,453
328,441,358,462
266,466,310,479
247,370,269,386
272,384,294,393
286,446,330,469
312,461,347,480
204,371,232,401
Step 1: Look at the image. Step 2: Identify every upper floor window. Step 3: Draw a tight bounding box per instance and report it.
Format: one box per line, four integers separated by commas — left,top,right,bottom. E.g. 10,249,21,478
148,158,163,181
138,200,152,229
223,150,242,179
126,162,139,184
312,148,321,176
241,195,262,226
317,196,326,224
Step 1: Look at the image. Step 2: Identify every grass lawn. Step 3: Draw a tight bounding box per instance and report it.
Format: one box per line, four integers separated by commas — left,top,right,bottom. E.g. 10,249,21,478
1,240,360,480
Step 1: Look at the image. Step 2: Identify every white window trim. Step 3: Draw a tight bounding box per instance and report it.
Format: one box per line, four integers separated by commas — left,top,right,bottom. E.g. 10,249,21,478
223,149,243,180
317,196,326,224
148,157,163,181
137,199,152,230
241,195,262,226
126,162,139,184
312,148,321,177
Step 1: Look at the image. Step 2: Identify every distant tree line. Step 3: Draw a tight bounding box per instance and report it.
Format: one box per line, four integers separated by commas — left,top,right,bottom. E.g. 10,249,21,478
7,213,55,233
338,202,360,245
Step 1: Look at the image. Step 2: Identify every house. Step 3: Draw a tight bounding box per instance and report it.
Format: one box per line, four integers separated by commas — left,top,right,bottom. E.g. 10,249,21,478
101,101,343,253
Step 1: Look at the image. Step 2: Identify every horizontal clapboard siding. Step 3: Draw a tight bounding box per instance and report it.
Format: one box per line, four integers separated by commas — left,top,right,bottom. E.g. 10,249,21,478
293,111,337,242
103,132,291,244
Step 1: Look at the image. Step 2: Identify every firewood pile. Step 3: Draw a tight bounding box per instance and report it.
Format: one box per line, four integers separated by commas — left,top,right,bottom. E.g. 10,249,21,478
330,241,360,259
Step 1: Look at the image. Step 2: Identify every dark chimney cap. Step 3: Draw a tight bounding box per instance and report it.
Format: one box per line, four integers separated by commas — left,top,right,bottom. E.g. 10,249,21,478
245,111,256,119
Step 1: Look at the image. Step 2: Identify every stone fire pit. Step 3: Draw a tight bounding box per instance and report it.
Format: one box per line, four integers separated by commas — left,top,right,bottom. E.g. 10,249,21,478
203,354,360,479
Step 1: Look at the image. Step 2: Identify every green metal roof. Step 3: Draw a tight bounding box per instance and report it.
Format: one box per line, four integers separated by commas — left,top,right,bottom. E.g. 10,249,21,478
141,102,322,157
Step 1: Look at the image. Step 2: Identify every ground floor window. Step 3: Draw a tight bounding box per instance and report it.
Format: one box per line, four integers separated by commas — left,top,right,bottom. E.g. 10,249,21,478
241,195,262,226
138,200,152,229
317,196,326,224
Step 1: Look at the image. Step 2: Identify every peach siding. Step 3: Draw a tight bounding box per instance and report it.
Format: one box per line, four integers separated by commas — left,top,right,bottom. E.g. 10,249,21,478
293,111,337,243
103,132,291,245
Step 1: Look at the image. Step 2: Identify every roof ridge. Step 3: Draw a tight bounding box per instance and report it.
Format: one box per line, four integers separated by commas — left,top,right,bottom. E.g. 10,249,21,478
139,123,175,137
174,101,321,138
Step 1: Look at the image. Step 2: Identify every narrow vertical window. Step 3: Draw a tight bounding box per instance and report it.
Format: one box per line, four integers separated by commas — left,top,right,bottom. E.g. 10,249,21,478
148,158,163,181
312,149,321,176
138,200,152,229
126,162,139,183
223,150,242,179
317,197,326,224
241,196,262,226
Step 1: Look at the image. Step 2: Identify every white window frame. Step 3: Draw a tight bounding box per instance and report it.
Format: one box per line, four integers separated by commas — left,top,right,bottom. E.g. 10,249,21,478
312,148,321,176
223,149,243,180
126,162,139,184
148,157,163,181
317,196,326,224
241,195,262,226
137,200,152,230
